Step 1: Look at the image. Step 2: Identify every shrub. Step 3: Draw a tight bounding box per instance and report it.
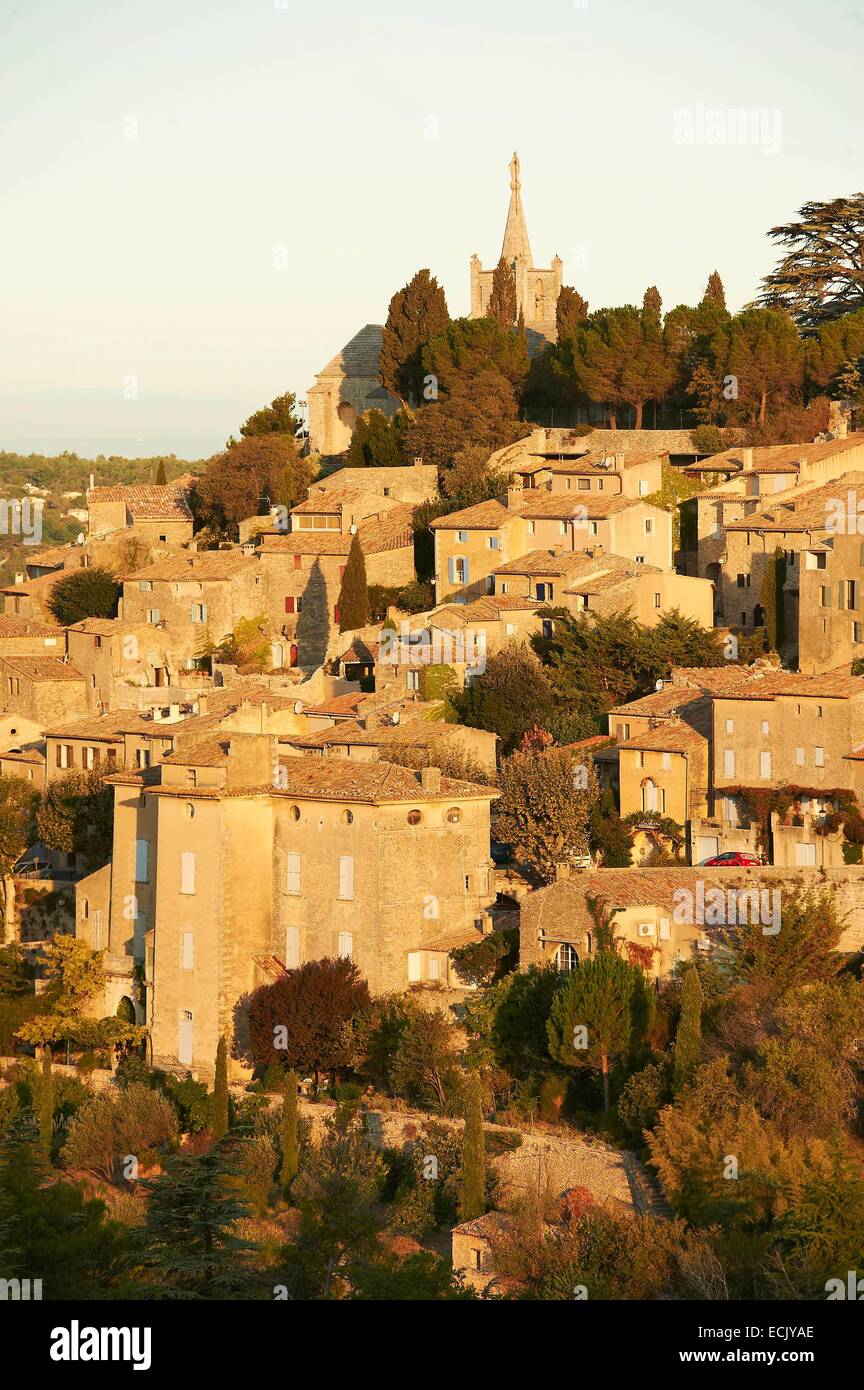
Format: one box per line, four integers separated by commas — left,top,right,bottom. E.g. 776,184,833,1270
617,1061,672,1144
48,566,121,626
62,1082,178,1181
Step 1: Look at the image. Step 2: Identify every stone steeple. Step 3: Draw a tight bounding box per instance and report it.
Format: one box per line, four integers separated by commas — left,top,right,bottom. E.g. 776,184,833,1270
500,152,533,265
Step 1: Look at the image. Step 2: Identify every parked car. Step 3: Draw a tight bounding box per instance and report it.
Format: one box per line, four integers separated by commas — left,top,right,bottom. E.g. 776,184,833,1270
700,850,763,867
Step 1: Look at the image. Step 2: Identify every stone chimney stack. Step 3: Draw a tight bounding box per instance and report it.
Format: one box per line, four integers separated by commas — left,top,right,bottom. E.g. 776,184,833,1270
420,766,442,796
828,400,851,439
506,483,523,510
741,447,754,470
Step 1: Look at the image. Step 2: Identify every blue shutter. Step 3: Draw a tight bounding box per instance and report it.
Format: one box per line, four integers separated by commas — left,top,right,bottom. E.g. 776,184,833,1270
463,558,470,583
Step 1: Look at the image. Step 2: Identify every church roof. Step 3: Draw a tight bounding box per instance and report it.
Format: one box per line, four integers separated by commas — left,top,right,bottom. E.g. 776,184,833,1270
313,324,387,382
501,152,533,264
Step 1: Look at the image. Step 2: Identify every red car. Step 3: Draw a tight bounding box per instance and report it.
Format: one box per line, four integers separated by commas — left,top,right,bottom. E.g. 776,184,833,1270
700,851,763,867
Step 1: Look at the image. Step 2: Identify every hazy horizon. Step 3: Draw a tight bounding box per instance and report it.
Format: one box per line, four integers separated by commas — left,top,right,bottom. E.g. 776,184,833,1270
2,0,862,459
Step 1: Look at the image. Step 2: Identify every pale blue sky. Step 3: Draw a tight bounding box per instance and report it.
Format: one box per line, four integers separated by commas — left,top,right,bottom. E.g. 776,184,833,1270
1,0,862,457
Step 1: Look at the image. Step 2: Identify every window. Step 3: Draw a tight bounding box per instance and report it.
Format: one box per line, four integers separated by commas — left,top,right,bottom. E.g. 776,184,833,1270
135,839,149,883
427,956,440,981
457,530,467,543
406,669,420,691
333,605,340,624
407,809,423,825
136,748,151,769
446,807,462,824
644,518,654,535
619,723,630,741
449,556,468,585
635,553,647,564
814,746,825,767
180,851,196,895
723,749,735,777
338,855,353,900
191,603,208,622
505,622,516,636
589,521,599,537
535,582,553,601
285,852,301,895
653,592,661,608
796,747,805,766
556,943,578,972
407,951,422,982
147,608,160,624
284,927,300,970
761,720,770,735
740,612,747,626
341,809,354,825
816,705,823,718
635,750,644,768
181,932,194,971
820,587,831,608
856,623,864,644
736,574,749,588
293,554,302,571
661,751,672,771
639,480,649,497
487,536,499,550
725,718,734,734
499,580,509,594
759,751,772,779
139,579,152,592
337,931,353,959
659,917,671,940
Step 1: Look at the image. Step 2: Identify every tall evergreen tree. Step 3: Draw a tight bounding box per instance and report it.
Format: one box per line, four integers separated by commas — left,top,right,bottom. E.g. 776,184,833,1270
38,1049,53,1158
155,459,168,485
759,195,864,326
213,1036,229,1141
136,1144,254,1298
379,269,450,403
280,1071,299,1191
487,257,518,331
458,1074,485,1221
672,966,703,1096
642,285,662,322
702,270,727,309
337,532,369,633
547,951,649,1113
556,285,589,339
758,547,787,652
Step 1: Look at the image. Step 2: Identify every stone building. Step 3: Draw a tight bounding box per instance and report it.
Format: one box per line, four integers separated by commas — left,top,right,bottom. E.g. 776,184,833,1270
469,153,563,346
120,552,264,663
491,549,713,628
86,484,194,545
307,325,401,457
0,614,63,658
306,461,438,508
0,656,86,728
96,735,497,1077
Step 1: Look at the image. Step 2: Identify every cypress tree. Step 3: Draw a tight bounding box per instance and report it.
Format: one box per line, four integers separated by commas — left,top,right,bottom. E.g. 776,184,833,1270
213,1036,229,1140
337,532,369,633
759,547,786,652
672,966,703,1095
279,1071,299,1192
702,271,727,309
155,459,168,485
379,268,450,403
487,257,517,330
37,1049,53,1158
555,285,589,339
458,1074,486,1221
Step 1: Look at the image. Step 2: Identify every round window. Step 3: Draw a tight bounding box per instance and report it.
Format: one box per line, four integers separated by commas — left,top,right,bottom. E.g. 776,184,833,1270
289,805,301,822
407,809,423,826
446,807,462,824
341,809,354,825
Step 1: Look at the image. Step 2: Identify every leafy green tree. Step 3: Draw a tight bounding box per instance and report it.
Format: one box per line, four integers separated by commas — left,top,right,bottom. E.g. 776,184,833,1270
487,257,518,329
449,927,518,987
717,888,843,999
556,285,589,339
345,409,405,468
238,391,301,440
672,966,703,1096
389,1006,460,1110
213,1036,229,1140
0,777,39,944
246,957,370,1088
48,566,120,626
196,433,314,533
759,195,864,326
36,769,113,871
379,269,450,403
279,1071,299,1190
349,1249,475,1300
589,788,634,867
493,747,599,884
337,531,369,632
458,1074,486,1221
547,951,649,1113
135,1143,256,1298
454,643,554,752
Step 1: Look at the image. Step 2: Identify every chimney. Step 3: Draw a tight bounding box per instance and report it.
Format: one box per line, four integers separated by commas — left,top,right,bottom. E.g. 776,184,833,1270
420,766,442,796
89,472,95,490
741,448,754,470
196,694,208,716
506,483,523,510
413,457,424,467
614,453,625,468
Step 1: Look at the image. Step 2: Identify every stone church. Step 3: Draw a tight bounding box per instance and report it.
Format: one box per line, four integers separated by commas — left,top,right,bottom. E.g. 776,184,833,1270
306,154,562,456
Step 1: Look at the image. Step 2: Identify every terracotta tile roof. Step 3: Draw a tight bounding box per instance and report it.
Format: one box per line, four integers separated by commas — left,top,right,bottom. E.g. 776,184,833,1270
0,748,45,764
44,711,166,740
258,532,353,557
163,737,232,767
128,552,258,583
611,687,709,718
518,492,636,521
270,758,496,803
0,656,84,682
725,470,864,534
429,499,511,531
305,691,367,718
619,722,707,753
0,615,61,639
708,669,864,701
493,548,608,578
88,485,193,522
357,504,415,554
290,486,397,514
670,665,774,694
700,434,864,475
1,571,65,598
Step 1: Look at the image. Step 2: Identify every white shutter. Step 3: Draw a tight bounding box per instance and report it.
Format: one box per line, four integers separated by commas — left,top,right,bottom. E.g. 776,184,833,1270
285,852,301,895
337,931,353,959
407,951,422,982
759,751,772,779
135,838,149,883
723,749,735,777
181,932,194,970
180,851,196,895
284,927,300,969
338,855,354,900
659,917,671,941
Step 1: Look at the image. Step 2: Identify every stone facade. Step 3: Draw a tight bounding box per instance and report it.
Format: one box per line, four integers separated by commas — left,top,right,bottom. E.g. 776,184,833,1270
307,325,401,457
0,656,86,729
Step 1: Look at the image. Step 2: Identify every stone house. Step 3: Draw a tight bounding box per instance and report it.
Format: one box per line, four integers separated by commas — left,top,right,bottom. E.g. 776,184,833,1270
99,735,497,1077
431,488,671,604
283,711,498,775
305,461,438,508
120,552,265,666
512,449,664,500
519,865,864,981
86,484,194,545
0,656,86,727
0,746,46,790
0,614,63,658
1,570,67,623
491,548,713,628
44,710,182,783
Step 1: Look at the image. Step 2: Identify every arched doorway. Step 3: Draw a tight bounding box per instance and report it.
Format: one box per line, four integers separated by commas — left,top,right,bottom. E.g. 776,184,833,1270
289,643,298,668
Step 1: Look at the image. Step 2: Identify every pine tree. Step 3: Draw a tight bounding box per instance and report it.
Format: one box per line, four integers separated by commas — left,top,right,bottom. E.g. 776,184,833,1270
155,460,168,485
280,1072,299,1191
702,271,726,309
213,1036,229,1140
458,1074,485,1221
642,285,662,322
759,195,864,326
337,531,369,633
547,951,648,1114
555,285,589,339
672,966,703,1095
37,1049,53,1158
136,1145,254,1297
487,257,518,330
